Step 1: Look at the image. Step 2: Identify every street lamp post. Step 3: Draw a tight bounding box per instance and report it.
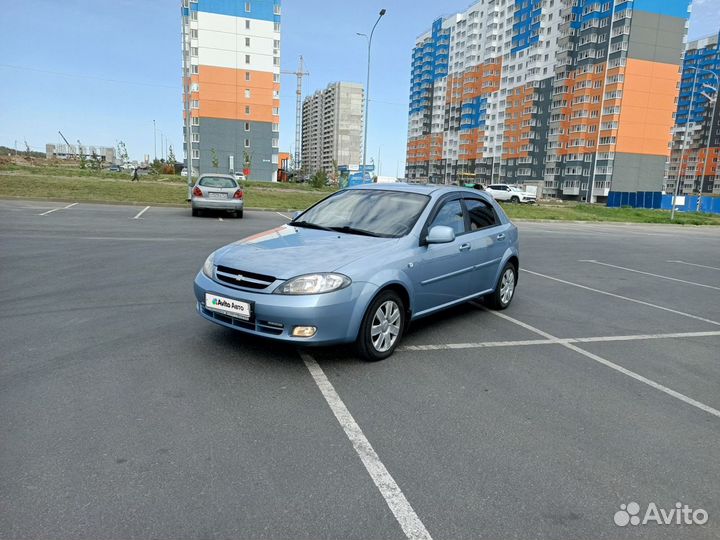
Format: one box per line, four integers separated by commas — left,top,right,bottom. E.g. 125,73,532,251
153,119,157,162
672,68,700,221
358,8,386,182
696,72,720,213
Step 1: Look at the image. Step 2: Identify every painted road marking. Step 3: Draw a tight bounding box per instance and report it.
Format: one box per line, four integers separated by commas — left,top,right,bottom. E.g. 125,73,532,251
400,330,720,352
486,311,720,420
580,259,720,291
300,351,433,540
38,202,77,216
667,260,720,272
218,217,223,222
523,269,720,327
132,206,151,220
276,211,292,220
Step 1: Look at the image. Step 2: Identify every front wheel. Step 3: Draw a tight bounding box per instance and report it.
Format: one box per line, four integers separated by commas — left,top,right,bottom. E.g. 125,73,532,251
510,196,520,204
356,290,405,361
487,262,517,310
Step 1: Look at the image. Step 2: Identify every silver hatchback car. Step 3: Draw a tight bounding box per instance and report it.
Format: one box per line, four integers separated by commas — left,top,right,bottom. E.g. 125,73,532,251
191,174,244,218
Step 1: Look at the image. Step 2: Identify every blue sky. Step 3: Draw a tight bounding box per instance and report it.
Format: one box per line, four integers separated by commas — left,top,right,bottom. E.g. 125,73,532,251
1,0,719,175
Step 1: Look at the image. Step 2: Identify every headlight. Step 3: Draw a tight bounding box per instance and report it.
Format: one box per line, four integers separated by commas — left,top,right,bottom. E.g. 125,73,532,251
275,273,351,295
202,253,215,278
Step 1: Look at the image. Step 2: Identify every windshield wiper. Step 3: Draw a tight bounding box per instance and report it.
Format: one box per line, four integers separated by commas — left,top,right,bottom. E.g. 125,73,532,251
330,226,382,237
290,220,334,232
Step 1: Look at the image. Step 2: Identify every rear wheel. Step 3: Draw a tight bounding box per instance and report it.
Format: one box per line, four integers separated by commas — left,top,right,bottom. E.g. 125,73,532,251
356,290,405,361
237,209,244,219
192,208,199,217
487,262,517,310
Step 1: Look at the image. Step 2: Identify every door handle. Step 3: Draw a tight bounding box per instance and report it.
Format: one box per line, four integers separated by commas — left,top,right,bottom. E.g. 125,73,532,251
496,233,506,241
459,243,471,252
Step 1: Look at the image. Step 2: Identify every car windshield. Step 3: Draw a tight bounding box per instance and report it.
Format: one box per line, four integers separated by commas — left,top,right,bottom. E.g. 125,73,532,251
199,177,236,188
293,189,430,238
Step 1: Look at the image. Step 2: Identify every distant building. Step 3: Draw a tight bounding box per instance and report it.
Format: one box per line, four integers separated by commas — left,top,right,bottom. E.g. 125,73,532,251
181,0,281,181
46,143,115,163
665,32,720,196
406,0,690,203
301,82,364,175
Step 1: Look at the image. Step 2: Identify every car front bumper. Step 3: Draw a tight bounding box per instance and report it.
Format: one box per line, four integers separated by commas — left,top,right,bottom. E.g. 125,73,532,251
191,198,244,211
193,271,373,345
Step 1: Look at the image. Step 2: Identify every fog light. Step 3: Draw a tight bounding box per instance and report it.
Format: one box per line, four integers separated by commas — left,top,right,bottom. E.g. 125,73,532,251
292,326,317,338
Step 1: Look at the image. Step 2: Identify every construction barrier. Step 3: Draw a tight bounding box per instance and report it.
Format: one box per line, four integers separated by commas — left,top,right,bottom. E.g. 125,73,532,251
607,191,720,214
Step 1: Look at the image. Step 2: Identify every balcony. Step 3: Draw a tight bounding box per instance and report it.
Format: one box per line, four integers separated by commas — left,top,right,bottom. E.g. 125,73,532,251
562,185,580,195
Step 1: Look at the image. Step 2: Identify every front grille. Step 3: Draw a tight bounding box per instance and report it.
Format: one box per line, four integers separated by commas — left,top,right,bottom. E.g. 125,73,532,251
215,265,276,290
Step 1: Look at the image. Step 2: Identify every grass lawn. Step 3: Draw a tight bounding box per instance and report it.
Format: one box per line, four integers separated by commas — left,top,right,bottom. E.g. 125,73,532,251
1,162,719,224
501,201,720,225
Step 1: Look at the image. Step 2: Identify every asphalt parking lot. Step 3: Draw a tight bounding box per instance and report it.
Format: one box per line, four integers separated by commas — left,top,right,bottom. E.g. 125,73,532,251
1,199,719,540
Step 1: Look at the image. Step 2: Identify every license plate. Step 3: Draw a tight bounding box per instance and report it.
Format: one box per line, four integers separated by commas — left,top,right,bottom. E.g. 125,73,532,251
205,293,251,320
208,192,227,199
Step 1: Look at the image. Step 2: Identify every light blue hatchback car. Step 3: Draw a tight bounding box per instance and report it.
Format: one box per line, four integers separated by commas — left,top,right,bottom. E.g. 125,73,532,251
194,184,519,360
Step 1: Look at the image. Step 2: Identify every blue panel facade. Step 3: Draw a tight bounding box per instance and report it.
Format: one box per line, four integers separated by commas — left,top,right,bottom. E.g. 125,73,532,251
608,192,720,214
460,97,487,132
409,18,449,117
511,0,541,54
676,33,720,127
633,0,689,18
197,0,281,22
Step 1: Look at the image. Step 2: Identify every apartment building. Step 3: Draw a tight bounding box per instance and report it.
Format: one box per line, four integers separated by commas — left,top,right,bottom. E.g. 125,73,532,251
301,82,364,175
406,0,690,202
181,0,281,181
665,32,720,197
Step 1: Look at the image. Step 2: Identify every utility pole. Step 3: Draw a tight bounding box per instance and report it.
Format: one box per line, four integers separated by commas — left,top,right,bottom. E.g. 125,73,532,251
153,119,157,161
281,56,310,173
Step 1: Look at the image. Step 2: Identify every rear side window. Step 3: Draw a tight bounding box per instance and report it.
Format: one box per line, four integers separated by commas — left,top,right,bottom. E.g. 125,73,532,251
465,198,499,230
199,177,237,188
429,199,465,235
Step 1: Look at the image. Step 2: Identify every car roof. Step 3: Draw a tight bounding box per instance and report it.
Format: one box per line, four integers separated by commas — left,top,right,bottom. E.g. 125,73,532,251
198,173,235,179
350,182,491,198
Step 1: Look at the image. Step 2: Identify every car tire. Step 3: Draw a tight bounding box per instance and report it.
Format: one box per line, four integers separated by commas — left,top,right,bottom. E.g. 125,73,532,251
192,208,199,217
237,209,244,219
487,262,517,310
510,196,520,203
356,290,405,361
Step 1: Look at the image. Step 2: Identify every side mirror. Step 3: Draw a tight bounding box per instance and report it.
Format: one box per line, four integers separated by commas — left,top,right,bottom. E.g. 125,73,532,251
426,225,455,244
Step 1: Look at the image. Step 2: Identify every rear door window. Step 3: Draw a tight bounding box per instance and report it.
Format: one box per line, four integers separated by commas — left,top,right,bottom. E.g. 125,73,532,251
464,198,499,230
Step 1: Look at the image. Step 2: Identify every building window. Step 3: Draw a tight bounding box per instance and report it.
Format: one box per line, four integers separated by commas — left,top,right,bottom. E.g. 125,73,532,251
191,99,199,109
190,10,197,20
245,19,250,29
245,71,251,81
245,37,250,47
245,139,250,148
191,65,199,74
245,122,250,131
273,56,279,66
191,29,198,38
273,39,280,49
245,54,251,64
272,123,279,132
272,138,279,147
192,133,199,143
272,107,279,115
190,47,198,57
245,89,251,98
273,73,280,83
192,149,199,159
274,22,280,32
274,4,280,15
192,117,199,126
245,106,251,114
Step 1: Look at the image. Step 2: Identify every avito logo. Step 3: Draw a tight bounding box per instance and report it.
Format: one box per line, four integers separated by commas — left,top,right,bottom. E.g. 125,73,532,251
614,502,708,527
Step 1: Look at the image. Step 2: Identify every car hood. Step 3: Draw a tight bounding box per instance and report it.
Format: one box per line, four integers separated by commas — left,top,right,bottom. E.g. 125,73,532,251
214,224,399,279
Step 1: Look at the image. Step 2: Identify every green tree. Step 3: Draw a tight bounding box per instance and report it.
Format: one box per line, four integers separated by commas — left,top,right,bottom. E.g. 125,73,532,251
167,145,176,165
116,141,129,163
211,147,219,169
310,170,328,189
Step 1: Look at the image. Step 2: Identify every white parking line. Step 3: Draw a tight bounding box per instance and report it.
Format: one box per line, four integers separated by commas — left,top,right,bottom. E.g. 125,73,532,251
523,269,720,327
580,259,720,291
132,206,151,220
275,211,292,220
300,351,433,540
400,330,720,352
218,217,223,222
668,260,720,272
486,311,720,420
38,202,77,216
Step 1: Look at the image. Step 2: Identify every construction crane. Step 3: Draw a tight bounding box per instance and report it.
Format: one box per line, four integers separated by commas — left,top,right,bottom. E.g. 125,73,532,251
281,55,309,172
58,131,75,157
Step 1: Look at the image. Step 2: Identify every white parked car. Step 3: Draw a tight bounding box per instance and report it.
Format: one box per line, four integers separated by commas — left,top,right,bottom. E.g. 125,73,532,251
485,184,536,204
233,172,246,182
